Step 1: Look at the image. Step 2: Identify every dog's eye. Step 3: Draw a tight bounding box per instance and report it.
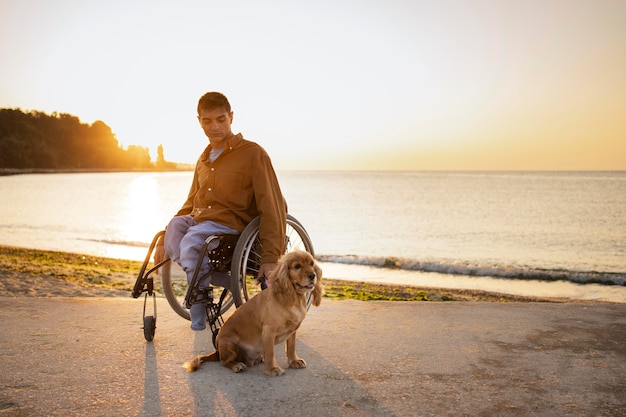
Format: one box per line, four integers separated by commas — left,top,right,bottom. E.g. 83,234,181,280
293,262,301,269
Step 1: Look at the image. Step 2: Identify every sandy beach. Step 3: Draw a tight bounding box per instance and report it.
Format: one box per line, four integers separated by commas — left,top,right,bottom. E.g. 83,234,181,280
0,245,573,302
0,246,142,298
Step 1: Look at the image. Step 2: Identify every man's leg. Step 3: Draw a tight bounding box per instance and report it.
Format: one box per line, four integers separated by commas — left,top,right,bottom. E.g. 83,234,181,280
163,216,205,330
170,218,239,331
163,215,195,265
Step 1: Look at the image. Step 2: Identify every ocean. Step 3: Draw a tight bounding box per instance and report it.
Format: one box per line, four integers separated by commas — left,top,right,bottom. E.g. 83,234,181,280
1,171,624,302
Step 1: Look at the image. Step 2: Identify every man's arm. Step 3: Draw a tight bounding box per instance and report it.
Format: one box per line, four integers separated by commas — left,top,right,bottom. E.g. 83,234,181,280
252,149,287,268
176,169,200,217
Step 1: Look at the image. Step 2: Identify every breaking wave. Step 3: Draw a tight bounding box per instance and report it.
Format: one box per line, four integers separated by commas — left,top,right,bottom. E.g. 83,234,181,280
316,254,626,286
86,238,626,287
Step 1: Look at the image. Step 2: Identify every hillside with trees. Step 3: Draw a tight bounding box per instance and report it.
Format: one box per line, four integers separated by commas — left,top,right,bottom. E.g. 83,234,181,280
0,108,176,171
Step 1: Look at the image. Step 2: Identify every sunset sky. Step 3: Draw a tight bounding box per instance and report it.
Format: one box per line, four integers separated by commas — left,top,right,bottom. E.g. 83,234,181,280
1,0,624,170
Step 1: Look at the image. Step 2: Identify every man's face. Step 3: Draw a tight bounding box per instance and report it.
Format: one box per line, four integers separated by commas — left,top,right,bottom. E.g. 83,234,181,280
198,107,234,149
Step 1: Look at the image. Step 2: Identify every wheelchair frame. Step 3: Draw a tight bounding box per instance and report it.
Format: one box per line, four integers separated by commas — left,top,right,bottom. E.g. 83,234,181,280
132,214,314,343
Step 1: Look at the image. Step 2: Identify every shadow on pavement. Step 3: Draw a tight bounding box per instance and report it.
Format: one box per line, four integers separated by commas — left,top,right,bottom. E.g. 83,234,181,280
183,331,394,416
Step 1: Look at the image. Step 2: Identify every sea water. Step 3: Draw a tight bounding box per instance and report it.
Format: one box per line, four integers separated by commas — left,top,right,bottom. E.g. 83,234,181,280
1,171,624,302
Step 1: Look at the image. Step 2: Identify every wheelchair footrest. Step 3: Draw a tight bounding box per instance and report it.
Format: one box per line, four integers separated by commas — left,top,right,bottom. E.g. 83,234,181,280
185,286,214,309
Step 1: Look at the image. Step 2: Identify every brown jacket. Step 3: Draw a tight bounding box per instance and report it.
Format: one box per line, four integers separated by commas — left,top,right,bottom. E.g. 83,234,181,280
176,133,286,264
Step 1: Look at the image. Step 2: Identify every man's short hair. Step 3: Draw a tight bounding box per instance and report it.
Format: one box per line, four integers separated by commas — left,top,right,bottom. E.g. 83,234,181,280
197,92,231,115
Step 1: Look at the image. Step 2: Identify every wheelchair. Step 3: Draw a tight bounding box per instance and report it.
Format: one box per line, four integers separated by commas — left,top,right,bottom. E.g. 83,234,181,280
132,214,314,344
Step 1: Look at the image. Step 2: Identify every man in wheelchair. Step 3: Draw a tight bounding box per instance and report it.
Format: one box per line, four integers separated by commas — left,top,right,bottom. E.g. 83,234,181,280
156,92,286,331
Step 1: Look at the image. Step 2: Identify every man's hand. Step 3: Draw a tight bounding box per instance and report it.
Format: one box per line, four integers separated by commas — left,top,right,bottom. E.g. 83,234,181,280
154,244,164,266
154,232,165,272
258,263,277,282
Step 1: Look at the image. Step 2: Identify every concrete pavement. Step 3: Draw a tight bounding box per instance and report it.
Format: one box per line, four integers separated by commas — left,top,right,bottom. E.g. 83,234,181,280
0,296,624,416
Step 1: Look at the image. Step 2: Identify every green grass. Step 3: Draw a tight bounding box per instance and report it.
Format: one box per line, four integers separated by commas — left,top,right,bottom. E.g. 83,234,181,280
0,245,141,291
324,282,432,301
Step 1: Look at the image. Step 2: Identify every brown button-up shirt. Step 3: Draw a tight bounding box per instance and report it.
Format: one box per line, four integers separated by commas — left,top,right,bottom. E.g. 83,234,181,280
176,133,286,264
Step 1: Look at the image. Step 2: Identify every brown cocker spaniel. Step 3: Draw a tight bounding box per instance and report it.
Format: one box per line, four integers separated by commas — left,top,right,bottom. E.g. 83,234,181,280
183,250,323,376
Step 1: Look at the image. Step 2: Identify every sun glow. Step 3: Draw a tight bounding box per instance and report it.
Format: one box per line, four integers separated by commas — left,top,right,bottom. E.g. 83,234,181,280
1,1,625,171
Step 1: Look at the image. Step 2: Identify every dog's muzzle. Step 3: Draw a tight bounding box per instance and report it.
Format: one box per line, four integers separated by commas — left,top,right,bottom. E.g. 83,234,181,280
297,273,316,290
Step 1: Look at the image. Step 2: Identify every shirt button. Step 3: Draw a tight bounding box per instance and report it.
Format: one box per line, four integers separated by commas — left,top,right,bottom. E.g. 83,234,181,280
211,167,215,171
208,188,212,192
208,205,211,209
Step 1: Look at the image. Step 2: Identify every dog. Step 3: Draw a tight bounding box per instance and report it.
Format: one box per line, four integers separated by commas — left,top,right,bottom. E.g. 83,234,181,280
182,250,323,376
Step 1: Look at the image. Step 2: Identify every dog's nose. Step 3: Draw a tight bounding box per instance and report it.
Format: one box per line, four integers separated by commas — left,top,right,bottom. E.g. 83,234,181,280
307,272,316,281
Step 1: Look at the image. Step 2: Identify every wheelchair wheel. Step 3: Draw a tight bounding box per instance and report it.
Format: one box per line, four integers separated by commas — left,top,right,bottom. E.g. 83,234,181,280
143,316,156,341
160,260,235,321
160,260,190,320
230,214,315,307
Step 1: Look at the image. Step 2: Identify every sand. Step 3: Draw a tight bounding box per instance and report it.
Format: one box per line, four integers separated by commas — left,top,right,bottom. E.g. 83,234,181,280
0,245,570,302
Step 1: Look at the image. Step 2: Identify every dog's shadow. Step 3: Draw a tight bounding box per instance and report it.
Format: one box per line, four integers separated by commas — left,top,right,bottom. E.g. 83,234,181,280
185,332,392,416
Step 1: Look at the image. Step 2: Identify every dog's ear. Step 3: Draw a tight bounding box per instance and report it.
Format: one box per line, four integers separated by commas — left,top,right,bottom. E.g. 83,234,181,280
270,255,295,303
311,262,324,307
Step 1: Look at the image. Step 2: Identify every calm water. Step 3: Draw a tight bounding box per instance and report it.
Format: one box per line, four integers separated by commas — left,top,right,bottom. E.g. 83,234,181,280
1,171,625,302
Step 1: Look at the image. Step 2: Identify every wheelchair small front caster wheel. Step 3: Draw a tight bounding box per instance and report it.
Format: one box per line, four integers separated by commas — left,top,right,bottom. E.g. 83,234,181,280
143,315,156,341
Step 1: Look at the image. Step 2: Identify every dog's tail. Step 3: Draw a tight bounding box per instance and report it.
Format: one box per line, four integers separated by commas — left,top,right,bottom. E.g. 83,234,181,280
182,351,220,373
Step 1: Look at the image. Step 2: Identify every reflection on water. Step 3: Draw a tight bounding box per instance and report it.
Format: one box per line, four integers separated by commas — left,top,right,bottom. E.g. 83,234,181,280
118,174,160,244
0,172,191,261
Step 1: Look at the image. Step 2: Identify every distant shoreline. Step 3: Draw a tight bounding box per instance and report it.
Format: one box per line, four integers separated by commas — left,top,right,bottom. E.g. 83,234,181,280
0,167,194,176
3,168,625,177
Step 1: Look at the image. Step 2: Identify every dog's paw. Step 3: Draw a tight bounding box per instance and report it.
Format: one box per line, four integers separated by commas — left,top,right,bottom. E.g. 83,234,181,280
265,366,285,376
228,362,247,373
288,358,307,369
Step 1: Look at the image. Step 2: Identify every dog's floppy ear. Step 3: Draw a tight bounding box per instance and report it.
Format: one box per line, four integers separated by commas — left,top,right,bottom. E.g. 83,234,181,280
311,262,324,307
270,255,296,304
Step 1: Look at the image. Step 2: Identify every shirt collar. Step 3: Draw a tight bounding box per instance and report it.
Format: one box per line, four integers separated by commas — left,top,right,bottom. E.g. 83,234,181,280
201,133,243,161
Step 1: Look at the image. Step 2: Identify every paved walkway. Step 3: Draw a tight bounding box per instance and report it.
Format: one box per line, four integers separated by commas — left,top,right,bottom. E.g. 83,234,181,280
0,296,624,416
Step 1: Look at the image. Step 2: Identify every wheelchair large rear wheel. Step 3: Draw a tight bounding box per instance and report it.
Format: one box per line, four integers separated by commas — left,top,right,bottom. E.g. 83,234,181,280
160,260,235,321
230,214,315,308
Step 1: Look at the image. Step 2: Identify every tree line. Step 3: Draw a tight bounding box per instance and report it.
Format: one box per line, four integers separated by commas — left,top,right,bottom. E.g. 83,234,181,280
0,108,176,170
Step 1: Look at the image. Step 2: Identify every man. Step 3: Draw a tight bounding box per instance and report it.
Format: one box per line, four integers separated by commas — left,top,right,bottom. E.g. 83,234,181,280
159,92,286,331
